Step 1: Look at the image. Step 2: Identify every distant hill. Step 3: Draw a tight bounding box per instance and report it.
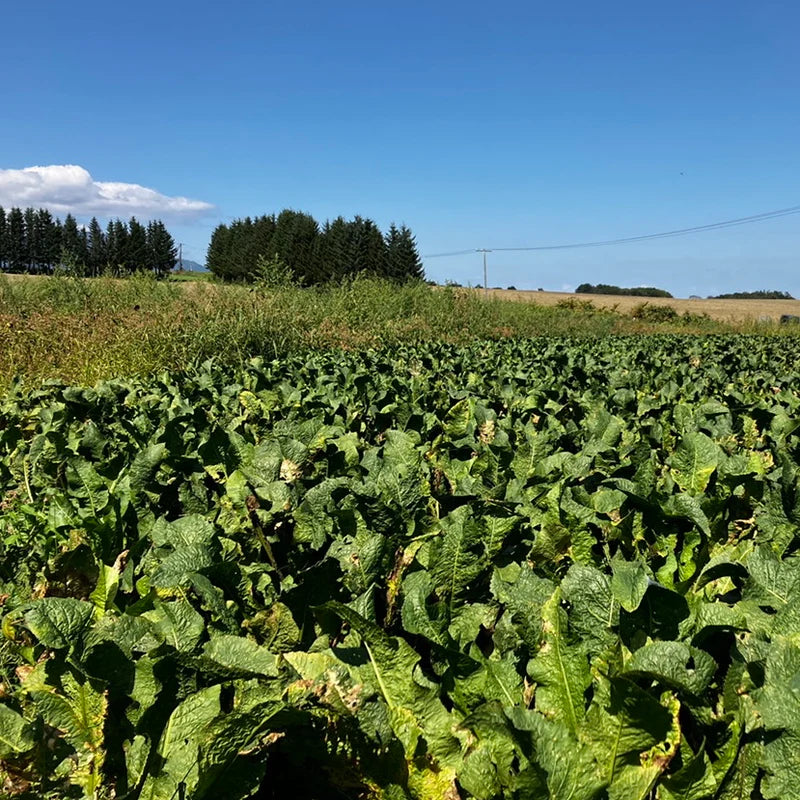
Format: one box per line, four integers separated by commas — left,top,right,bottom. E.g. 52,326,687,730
174,259,206,272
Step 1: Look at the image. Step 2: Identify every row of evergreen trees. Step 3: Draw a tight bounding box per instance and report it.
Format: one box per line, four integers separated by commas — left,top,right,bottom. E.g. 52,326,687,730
207,210,424,284
0,206,177,276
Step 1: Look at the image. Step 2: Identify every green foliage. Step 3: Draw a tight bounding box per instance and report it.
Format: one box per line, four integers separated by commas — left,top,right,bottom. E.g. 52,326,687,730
0,205,177,276
207,210,424,284
556,296,598,312
577,282,673,298
3,336,800,795
631,301,680,322
711,290,793,299
253,253,297,288
1,276,745,389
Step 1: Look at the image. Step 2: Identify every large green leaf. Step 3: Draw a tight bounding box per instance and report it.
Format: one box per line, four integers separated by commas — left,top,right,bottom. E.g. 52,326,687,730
144,598,206,653
200,635,280,678
321,601,461,766
624,641,716,696
31,670,107,796
507,708,605,800
583,676,675,795
527,588,590,736
139,685,223,800
611,559,650,612
428,505,486,616
0,704,35,757
21,597,94,649
670,432,719,495
561,563,618,651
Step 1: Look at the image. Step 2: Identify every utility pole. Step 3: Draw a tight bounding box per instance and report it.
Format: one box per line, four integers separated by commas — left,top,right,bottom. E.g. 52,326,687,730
177,243,184,271
476,249,491,296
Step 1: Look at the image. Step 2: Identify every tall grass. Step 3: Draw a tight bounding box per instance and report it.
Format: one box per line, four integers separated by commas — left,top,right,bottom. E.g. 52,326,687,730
0,274,776,388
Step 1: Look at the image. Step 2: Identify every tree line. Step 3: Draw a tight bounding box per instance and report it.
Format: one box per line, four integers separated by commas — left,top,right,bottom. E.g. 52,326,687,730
710,290,793,300
207,210,424,284
0,206,177,276
576,283,673,298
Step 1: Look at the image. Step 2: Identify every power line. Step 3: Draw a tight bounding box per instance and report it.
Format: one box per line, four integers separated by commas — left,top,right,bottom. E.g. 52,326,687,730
422,203,800,258
424,248,476,258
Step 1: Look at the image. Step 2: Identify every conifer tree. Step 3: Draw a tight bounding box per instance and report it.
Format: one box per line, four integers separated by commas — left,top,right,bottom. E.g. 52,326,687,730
319,217,350,281
0,207,6,271
384,223,403,282
227,218,254,280
127,217,148,271
0,206,177,276
61,213,87,272
87,218,105,276
205,208,420,285
105,220,118,272
206,224,233,280
245,214,276,272
23,208,39,271
395,225,424,281
146,220,177,275
7,207,26,273
37,209,61,273
112,219,130,273
271,210,320,284
346,216,387,277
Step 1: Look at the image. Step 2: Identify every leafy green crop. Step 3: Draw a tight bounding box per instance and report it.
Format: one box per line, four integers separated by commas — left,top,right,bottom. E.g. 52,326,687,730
2,335,800,798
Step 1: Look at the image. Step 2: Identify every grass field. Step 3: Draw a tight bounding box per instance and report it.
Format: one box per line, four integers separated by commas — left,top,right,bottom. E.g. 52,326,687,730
1,273,772,388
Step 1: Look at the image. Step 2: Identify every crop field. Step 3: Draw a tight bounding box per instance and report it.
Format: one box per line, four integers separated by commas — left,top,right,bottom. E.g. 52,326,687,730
0,274,764,390
2,334,800,799
486,288,800,323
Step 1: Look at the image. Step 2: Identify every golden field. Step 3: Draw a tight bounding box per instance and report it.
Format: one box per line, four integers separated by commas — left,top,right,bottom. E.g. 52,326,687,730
484,288,800,323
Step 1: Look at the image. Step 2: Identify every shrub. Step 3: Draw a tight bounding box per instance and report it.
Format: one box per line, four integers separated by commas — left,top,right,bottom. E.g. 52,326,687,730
254,254,297,288
557,297,597,312
631,302,679,322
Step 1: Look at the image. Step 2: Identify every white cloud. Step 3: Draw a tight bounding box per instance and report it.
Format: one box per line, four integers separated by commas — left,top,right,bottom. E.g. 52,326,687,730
0,164,214,220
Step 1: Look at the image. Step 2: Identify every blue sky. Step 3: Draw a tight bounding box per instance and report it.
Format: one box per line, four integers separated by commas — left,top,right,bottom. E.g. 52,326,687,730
1,0,798,296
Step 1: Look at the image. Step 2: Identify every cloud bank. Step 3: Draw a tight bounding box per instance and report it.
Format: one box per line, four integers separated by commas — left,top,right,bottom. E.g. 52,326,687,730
0,165,214,220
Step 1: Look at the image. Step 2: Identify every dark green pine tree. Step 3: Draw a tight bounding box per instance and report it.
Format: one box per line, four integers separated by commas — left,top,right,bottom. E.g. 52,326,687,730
24,208,39,272
61,213,88,272
248,214,278,272
105,221,118,272
80,227,89,271
6,207,27,273
146,220,177,276
271,210,320,284
319,217,351,281
127,217,149,272
232,218,255,280
36,209,61,273
206,223,234,280
87,218,105,276
0,207,6,271
346,216,387,277
384,223,403,282
112,219,130,273
394,224,424,281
